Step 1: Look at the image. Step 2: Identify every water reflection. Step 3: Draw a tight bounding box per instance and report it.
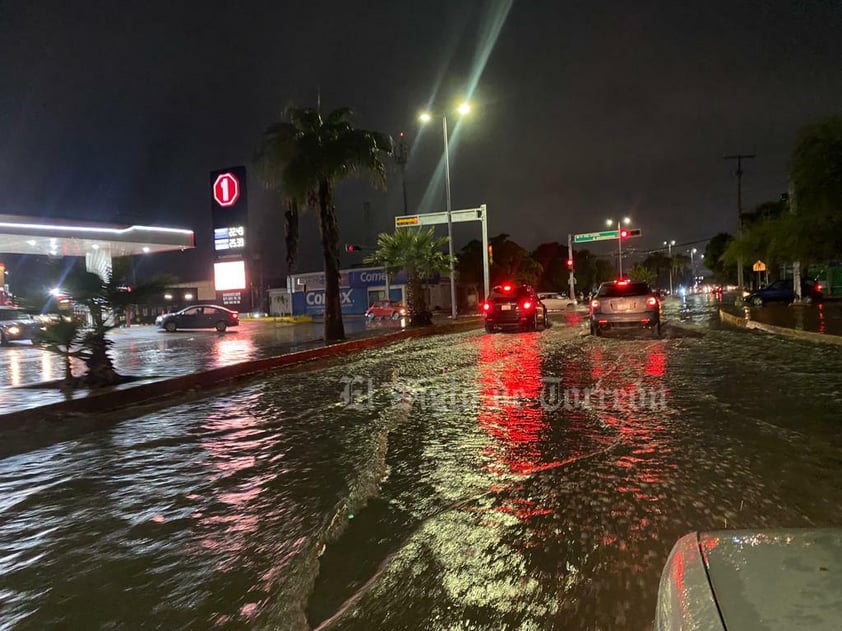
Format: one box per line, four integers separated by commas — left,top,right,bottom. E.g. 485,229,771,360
213,336,258,368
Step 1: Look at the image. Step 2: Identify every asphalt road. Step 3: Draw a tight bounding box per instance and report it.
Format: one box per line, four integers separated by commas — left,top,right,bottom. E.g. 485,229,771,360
2,298,842,630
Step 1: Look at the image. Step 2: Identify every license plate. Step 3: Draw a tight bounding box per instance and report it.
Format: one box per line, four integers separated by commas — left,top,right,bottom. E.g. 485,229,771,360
501,304,512,311
610,300,628,311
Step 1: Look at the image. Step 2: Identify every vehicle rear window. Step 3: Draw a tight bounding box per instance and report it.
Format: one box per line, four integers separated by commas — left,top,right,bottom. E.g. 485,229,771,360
0,309,25,320
596,282,651,297
490,287,531,302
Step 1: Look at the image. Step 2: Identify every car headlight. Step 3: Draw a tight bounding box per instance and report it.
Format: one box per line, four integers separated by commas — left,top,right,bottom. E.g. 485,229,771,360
7,326,20,335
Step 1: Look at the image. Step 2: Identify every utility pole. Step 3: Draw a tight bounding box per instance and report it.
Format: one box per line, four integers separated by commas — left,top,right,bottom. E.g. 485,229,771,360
723,153,755,294
394,132,409,215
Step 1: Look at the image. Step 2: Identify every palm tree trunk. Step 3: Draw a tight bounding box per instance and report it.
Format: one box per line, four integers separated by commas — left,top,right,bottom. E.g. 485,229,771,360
284,199,299,273
318,179,346,341
407,274,431,326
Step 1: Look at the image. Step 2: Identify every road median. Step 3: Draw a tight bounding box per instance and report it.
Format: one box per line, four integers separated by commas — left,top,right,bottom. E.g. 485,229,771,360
719,308,842,345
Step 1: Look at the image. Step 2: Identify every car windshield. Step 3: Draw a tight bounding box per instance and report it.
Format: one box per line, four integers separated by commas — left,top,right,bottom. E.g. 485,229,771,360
597,282,651,298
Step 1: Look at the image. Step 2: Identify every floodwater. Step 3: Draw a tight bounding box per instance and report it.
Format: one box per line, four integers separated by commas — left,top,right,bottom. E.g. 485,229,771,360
2,303,842,630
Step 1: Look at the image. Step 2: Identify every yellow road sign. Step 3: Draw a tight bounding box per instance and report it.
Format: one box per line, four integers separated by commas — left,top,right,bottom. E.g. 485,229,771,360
395,215,420,227
752,260,767,272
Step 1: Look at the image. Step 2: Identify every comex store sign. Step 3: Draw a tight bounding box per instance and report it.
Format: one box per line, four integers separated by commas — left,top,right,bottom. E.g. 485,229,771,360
305,289,354,306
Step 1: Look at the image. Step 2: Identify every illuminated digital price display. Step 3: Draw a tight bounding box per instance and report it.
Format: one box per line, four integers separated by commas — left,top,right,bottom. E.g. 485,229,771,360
214,226,245,251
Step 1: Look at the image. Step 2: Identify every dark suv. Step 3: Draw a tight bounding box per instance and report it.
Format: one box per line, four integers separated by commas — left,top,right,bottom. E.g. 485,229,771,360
589,279,661,336
0,307,45,345
482,282,548,333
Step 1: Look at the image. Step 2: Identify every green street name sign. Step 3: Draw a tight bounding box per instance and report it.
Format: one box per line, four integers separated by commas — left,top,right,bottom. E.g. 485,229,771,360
573,230,619,243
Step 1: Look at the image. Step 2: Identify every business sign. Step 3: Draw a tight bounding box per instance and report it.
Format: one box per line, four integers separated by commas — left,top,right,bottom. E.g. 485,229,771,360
292,287,368,315
213,172,240,207
395,215,420,227
214,259,246,291
210,166,248,258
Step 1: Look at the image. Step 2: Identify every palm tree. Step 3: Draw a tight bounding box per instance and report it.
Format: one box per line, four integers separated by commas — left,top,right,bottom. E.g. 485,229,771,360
40,317,84,384
365,228,453,326
255,106,393,341
62,265,174,387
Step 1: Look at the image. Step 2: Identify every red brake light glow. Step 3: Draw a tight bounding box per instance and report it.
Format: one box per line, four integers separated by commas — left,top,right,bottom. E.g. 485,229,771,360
482,301,492,312
521,300,533,311
233,312,239,319
616,279,630,286
502,283,513,292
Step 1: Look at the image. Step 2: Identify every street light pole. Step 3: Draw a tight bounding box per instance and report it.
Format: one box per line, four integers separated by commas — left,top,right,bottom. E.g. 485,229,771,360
664,240,675,295
608,217,631,277
442,115,457,320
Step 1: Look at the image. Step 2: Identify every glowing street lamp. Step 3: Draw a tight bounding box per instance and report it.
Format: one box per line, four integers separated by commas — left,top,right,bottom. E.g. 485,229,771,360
607,217,632,276
418,100,471,319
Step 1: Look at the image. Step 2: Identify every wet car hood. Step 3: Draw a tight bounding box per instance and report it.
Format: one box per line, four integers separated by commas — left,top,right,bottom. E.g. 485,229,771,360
658,529,842,630
702,529,842,630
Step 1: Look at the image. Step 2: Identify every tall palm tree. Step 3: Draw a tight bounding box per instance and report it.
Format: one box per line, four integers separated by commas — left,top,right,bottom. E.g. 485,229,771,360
256,106,393,341
365,228,453,326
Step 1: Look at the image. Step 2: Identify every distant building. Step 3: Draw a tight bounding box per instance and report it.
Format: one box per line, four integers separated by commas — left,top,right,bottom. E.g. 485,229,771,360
284,266,451,316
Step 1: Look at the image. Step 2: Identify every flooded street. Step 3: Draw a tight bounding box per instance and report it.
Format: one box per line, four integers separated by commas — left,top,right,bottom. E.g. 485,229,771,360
2,302,842,629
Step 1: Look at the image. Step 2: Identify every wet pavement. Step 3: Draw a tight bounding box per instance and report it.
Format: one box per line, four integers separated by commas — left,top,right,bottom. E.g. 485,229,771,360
2,300,842,629
0,316,393,415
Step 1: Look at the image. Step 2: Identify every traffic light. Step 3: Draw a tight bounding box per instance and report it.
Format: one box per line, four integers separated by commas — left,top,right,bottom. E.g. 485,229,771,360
567,258,574,270
620,228,641,239
346,244,363,252
620,229,629,239
487,244,493,265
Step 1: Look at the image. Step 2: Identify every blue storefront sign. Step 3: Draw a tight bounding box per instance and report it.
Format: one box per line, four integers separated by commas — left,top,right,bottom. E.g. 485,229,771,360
289,266,440,316
292,287,370,315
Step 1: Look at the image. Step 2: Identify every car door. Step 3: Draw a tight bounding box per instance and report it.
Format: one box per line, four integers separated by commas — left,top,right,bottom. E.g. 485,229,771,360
199,307,218,328
766,280,792,302
178,307,202,328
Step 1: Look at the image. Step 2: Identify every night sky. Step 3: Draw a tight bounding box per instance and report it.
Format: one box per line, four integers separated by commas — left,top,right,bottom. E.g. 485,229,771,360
2,0,841,282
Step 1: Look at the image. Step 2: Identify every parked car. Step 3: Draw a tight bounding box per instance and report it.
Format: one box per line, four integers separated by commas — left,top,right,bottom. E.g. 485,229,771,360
589,279,661,336
746,278,822,306
537,292,571,311
155,305,239,332
365,300,408,320
482,282,548,333
0,307,47,345
656,529,842,630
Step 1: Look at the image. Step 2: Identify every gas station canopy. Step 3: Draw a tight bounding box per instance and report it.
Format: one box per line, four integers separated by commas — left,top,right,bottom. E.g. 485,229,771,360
0,214,195,258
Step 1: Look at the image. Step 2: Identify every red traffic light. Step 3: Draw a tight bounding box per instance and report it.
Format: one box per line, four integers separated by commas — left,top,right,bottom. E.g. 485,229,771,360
620,229,629,239
567,258,574,270
346,244,362,252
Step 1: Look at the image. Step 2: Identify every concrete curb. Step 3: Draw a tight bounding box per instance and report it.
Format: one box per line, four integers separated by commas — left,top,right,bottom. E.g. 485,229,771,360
0,319,483,429
719,308,842,345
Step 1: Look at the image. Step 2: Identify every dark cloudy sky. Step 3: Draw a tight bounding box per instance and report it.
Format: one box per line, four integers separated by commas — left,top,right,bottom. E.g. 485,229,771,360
1,0,841,280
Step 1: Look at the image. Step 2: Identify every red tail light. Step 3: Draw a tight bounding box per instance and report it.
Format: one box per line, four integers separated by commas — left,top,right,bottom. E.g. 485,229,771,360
482,301,492,312
521,300,533,311
617,279,630,286
816,283,823,291
590,299,600,309
646,296,658,307
502,283,513,293
233,312,239,319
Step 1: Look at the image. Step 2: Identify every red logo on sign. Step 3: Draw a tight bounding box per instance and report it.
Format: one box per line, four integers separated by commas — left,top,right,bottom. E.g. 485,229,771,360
213,173,240,207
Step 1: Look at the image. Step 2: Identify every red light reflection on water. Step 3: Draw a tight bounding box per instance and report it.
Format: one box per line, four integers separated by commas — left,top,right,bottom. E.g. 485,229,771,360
818,303,826,334
476,333,559,521
478,333,547,476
